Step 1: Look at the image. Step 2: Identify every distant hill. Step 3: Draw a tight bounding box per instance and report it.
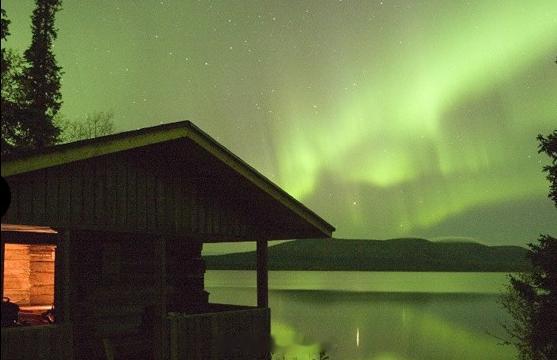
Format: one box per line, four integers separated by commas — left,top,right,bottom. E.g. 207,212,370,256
204,238,531,272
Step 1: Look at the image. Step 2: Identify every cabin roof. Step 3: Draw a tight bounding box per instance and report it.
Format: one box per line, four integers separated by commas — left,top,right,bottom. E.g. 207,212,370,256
1,121,334,238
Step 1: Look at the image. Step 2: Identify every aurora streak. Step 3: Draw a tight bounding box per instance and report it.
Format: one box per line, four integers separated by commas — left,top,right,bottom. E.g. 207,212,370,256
3,0,556,244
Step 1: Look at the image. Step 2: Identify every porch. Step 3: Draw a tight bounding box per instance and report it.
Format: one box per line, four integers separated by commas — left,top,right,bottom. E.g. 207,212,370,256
167,304,270,360
1,304,270,360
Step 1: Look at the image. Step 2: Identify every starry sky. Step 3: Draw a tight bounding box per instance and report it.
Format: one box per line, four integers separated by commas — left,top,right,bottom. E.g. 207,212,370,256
2,0,556,246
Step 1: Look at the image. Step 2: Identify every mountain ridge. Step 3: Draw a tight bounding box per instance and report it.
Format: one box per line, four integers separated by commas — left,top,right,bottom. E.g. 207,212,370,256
203,237,530,272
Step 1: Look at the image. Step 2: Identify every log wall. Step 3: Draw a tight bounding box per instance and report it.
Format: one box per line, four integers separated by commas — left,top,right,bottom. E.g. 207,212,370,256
29,246,55,305
3,244,30,304
3,244,55,306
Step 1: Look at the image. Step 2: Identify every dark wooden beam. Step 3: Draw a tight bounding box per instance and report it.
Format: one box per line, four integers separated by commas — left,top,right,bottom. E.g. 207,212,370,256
153,235,167,360
53,229,72,323
0,234,4,302
0,231,58,245
55,229,75,358
257,239,268,308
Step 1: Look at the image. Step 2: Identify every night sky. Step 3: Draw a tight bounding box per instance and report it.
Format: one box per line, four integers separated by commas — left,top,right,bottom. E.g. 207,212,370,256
3,0,556,245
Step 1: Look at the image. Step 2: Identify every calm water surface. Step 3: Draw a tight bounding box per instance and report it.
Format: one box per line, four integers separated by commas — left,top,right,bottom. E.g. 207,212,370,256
206,271,516,360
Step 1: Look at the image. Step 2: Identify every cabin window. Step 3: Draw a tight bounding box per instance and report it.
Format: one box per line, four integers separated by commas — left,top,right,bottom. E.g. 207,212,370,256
2,243,56,327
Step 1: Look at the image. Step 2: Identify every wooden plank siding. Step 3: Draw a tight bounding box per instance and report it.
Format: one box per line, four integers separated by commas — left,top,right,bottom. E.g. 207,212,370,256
70,161,83,225
45,167,60,224
58,166,72,227
1,324,74,360
93,156,106,226
145,170,157,232
19,176,33,225
104,157,116,228
3,150,257,241
114,154,128,228
167,306,270,360
3,137,325,241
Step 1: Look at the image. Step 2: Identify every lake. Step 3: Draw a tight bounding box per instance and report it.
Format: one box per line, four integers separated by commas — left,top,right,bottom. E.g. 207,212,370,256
205,271,516,360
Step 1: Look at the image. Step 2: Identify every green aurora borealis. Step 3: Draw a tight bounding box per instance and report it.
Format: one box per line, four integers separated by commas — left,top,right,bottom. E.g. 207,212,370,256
3,0,556,245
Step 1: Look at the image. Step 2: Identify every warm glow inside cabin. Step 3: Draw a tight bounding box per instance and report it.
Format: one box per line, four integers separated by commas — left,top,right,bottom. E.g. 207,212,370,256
2,224,57,326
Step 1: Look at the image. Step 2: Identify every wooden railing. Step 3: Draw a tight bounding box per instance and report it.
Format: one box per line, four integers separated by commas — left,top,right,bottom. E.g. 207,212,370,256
1,323,73,360
168,304,270,360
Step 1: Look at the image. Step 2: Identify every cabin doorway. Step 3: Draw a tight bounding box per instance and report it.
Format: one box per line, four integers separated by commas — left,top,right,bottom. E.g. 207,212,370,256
1,224,58,327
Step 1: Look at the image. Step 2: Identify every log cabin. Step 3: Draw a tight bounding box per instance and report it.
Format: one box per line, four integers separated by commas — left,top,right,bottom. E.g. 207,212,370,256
0,121,335,360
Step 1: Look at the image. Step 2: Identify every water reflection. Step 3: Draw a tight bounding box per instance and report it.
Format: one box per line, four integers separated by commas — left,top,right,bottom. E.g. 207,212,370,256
271,320,324,359
206,271,515,360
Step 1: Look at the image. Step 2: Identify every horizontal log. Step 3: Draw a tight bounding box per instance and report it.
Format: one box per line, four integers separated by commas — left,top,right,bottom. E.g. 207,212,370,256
4,278,30,290
4,260,30,269
29,245,56,252
4,252,30,260
30,294,54,305
29,262,53,273
30,285,54,296
29,254,55,261
29,272,54,284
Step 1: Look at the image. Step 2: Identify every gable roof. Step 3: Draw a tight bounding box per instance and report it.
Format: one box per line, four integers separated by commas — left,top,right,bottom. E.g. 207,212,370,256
2,121,334,238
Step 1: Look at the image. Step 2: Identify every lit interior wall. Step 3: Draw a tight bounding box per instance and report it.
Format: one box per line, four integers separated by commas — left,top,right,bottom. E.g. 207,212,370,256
3,244,55,306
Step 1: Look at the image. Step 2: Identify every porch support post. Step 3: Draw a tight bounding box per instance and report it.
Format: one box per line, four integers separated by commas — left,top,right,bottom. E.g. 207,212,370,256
60,230,72,323
257,239,268,308
52,229,72,322
154,235,168,360
55,228,74,358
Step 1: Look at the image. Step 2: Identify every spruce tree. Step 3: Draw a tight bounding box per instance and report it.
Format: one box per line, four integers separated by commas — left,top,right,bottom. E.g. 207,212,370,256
502,131,557,360
19,0,63,149
1,7,24,155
